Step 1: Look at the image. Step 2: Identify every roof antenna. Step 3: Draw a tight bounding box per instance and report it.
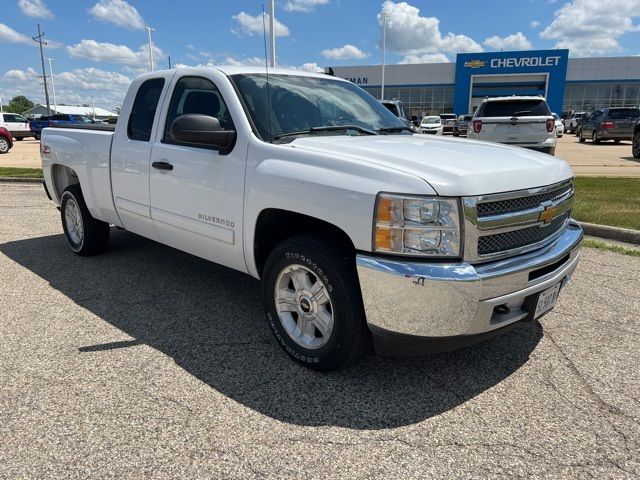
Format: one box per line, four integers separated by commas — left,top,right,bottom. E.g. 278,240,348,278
262,4,273,143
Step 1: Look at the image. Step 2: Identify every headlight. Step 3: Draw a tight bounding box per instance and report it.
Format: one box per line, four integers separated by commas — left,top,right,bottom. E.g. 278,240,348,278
374,194,461,257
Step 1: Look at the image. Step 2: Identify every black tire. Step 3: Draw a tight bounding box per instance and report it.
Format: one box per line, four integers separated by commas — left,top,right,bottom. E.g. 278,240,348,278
614,139,621,144
453,131,459,137
34,134,40,141
579,130,586,143
0,137,9,154
15,137,24,141
262,234,369,371
593,130,600,144
60,184,110,256
633,132,640,159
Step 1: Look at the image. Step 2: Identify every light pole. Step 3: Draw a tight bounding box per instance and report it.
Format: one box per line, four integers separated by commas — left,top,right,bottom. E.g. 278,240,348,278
46,57,57,112
381,12,388,101
146,26,155,71
0,95,3,113
269,0,276,67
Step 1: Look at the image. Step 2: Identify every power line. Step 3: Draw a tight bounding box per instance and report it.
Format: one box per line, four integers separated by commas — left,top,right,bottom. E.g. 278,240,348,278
32,24,51,115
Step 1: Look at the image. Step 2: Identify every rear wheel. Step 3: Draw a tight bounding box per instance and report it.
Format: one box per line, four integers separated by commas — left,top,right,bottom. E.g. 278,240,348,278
593,130,600,144
579,130,586,143
34,134,40,141
0,138,9,153
262,234,369,371
15,137,24,141
633,132,640,159
614,139,621,144
60,184,110,255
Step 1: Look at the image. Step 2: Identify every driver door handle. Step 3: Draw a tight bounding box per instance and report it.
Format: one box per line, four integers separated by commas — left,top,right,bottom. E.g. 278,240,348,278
152,161,173,171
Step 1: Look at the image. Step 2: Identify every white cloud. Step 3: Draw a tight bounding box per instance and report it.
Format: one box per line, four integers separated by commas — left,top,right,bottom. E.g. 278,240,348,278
232,12,290,37
321,44,369,60
90,0,146,30
483,32,532,51
379,1,482,55
294,62,324,72
540,0,640,56
0,23,32,44
223,56,266,66
66,39,163,71
18,0,53,18
398,53,450,64
530,20,541,29
1,67,130,110
282,0,330,12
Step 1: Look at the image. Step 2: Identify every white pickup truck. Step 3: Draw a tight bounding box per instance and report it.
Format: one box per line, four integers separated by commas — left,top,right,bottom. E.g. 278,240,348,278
41,67,583,370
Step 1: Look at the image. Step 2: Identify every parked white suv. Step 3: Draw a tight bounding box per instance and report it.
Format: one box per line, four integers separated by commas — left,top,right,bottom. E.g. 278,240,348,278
0,112,33,140
467,96,557,155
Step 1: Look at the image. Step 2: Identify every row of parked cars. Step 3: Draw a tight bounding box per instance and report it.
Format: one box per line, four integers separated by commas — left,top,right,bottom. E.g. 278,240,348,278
0,112,117,153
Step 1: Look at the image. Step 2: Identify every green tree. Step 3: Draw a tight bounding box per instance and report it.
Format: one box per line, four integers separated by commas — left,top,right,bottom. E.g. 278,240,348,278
6,95,35,114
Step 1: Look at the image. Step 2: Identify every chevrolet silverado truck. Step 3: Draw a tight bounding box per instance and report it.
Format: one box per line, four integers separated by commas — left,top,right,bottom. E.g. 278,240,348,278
41,67,583,371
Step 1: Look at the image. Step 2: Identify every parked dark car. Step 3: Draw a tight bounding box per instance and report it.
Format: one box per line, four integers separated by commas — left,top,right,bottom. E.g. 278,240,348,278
453,114,472,137
29,114,96,140
579,107,640,144
633,120,640,159
0,126,14,154
573,112,591,136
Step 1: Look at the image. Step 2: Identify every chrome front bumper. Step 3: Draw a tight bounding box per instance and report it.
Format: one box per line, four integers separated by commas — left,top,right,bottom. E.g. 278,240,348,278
356,220,583,353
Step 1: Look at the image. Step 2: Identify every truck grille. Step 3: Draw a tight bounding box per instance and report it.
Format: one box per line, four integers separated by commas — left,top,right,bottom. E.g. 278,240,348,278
463,180,574,262
478,212,570,255
477,183,572,217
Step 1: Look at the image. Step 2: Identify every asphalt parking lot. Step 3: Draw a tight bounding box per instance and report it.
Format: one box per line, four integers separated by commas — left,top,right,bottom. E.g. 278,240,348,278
1,183,639,478
2,134,640,176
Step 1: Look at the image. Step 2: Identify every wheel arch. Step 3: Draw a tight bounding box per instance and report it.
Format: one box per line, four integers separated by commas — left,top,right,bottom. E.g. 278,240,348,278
51,164,80,203
253,208,356,278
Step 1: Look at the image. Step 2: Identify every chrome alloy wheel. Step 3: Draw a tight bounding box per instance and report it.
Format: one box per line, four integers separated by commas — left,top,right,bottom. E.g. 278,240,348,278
64,196,84,247
274,264,334,349
0,138,8,153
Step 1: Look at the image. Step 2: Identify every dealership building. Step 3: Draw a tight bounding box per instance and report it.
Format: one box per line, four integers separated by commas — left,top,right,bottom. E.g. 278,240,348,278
329,49,640,117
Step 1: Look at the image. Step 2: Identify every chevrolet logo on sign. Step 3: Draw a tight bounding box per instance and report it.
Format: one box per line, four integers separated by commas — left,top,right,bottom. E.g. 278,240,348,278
464,60,486,69
539,205,557,224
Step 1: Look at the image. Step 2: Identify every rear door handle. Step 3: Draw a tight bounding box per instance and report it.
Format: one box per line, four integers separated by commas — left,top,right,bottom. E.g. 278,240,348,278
152,161,173,171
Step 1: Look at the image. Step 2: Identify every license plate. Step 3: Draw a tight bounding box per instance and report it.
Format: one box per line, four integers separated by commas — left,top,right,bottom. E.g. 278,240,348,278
534,283,561,319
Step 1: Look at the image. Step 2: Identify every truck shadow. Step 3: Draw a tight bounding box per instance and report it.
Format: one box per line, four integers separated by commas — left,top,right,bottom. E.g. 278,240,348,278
0,230,542,430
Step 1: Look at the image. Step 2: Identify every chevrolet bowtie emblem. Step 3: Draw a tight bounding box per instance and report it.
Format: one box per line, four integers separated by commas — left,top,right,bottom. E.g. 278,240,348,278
464,60,486,69
539,205,557,224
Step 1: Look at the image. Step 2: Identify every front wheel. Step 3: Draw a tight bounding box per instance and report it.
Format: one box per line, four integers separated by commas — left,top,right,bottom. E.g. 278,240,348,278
633,132,640,159
579,130,586,143
34,134,40,141
0,137,9,153
593,130,600,144
262,234,369,371
15,137,24,141
60,185,110,255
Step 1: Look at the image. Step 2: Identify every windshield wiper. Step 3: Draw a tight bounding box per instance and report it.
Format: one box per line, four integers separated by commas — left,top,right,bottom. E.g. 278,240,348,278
274,125,378,140
377,126,414,133
511,111,532,116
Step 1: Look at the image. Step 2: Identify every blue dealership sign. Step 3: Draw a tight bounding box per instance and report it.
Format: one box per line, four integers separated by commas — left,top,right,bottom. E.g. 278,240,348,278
454,49,569,114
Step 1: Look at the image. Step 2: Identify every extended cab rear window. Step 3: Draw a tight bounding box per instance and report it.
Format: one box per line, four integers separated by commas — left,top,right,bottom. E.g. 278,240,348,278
128,77,165,142
478,100,551,117
607,109,640,119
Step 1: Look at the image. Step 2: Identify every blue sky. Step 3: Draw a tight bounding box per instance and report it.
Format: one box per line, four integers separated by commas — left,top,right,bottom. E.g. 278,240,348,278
1,0,640,110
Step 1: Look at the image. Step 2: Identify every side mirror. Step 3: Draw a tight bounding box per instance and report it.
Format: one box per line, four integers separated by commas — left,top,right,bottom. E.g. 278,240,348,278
170,114,236,149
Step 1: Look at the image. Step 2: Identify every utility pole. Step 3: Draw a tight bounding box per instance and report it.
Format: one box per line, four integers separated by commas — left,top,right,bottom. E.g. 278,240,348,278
269,0,276,67
381,12,388,101
46,57,57,112
146,26,155,71
33,24,51,114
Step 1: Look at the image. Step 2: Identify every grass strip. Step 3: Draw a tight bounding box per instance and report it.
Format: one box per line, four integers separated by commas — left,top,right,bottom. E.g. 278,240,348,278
0,167,44,178
583,238,640,258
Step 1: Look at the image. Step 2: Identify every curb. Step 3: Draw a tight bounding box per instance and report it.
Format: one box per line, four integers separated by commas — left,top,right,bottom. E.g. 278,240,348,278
0,177,43,184
579,221,640,245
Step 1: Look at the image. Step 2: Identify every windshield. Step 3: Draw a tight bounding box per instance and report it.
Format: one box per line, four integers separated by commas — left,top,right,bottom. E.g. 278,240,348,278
422,116,441,123
231,74,406,141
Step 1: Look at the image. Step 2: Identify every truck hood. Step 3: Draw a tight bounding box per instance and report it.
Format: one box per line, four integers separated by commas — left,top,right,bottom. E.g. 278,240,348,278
288,134,573,196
